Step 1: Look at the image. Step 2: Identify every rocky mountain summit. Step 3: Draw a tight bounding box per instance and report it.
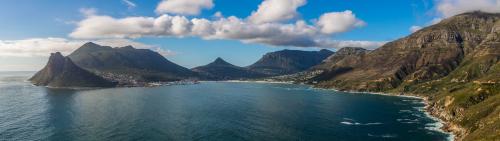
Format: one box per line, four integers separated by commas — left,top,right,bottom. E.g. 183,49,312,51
30,52,117,88
192,57,266,80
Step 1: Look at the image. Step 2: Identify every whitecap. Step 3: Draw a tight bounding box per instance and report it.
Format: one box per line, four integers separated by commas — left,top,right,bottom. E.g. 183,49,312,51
398,110,413,113
367,133,398,138
340,121,354,125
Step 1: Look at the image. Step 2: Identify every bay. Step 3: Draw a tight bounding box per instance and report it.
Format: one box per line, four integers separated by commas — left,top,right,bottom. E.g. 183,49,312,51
0,71,451,141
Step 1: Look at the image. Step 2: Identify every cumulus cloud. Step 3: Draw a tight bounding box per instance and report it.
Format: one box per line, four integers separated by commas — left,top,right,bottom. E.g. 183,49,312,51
437,0,500,17
410,0,498,34
122,0,136,9
248,0,306,24
409,25,423,33
70,13,379,49
156,0,214,15
316,10,366,34
0,38,175,57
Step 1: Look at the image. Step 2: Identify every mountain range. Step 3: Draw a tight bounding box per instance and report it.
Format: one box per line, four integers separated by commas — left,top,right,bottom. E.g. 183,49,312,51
30,11,499,141
309,12,499,141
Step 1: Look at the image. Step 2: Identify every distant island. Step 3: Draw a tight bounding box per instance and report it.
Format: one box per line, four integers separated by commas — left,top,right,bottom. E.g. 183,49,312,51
30,12,499,141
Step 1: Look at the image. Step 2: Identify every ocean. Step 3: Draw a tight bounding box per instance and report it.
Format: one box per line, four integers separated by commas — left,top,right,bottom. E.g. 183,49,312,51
0,71,451,141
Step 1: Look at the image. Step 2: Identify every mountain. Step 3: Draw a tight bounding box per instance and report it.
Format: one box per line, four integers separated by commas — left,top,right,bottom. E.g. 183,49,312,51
313,47,369,70
247,49,334,76
310,12,500,141
192,57,266,80
30,52,117,88
68,42,197,84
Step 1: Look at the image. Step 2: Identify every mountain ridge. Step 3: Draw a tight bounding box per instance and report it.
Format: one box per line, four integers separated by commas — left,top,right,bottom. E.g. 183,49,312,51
192,57,267,80
247,49,334,76
308,12,500,141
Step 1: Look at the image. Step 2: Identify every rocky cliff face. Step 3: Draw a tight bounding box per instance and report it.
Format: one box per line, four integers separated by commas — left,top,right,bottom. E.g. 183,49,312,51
313,47,368,70
68,42,197,84
311,12,500,141
30,52,116,88
247,49,333,76
192,58,267,80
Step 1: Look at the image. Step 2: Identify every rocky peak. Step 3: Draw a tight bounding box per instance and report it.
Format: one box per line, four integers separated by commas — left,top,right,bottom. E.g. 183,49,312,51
207,57,235,67
48,52,65,68
121,45,135,49
71,42,113,56
335,47,368,56
30,52,116,87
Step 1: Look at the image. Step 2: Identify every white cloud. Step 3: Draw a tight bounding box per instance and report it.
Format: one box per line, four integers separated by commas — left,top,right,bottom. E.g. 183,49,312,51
70,13,378,49
79,8,97,17
213,11,223,19
0,38,175,57
315,39,387,50
429,18,443,25
316,10,366,34
410,0,498,34
437,0,500,17
156,0,214,15
248,0,306,24
409,25,423,33
122,0,137,9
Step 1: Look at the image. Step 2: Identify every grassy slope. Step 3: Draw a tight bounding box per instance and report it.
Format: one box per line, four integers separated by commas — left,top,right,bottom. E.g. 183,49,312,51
392,53,500,140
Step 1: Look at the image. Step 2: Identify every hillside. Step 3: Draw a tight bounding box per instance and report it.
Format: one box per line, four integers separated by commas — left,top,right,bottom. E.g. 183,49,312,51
247,49,333,76
192,58,267,80
310,12,500,141
68,42,197,84
30,52,116,88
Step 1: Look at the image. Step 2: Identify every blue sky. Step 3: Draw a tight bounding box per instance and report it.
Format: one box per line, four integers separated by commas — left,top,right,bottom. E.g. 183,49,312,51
0,0,497,71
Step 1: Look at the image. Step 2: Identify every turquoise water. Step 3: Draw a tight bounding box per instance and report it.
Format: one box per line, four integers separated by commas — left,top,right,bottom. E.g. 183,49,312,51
0,72,451,141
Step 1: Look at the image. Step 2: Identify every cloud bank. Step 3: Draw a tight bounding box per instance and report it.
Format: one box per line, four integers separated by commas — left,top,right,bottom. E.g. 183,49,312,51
0,38,175,57
156,0,214,15
248,0,306,24
437,0,500,17
70,8,380,49
409,0,499,35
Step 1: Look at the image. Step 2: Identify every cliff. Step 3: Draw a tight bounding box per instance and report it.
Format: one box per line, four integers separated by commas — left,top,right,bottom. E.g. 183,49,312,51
30,52,117,88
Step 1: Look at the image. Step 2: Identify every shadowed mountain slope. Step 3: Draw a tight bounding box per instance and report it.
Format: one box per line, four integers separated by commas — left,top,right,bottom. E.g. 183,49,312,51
30,52,116,88
192,58,267,80
68,42,197,83
247,49,333,76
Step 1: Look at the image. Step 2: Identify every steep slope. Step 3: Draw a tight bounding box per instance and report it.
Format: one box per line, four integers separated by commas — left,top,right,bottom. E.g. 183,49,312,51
247,49,333,76
313,47,368,70
30,52,116,88
311,12,500,141
68,42,197,84
192,58,266,80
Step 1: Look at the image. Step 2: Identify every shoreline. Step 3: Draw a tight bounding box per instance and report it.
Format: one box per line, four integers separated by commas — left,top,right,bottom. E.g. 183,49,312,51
218,80,458,141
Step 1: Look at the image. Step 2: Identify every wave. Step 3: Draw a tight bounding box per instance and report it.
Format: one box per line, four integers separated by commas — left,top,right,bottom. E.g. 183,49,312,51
340,121,383,126
367,133,398,138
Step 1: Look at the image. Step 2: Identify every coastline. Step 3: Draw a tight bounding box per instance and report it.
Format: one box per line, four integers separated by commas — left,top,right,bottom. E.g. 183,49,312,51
219,80,458,141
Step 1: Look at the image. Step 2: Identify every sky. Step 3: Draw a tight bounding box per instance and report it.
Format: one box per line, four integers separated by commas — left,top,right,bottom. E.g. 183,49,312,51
0,0,499,71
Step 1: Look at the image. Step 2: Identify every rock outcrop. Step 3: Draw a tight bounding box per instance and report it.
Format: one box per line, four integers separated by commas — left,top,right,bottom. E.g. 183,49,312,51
30,52,117,88
313,47,369,70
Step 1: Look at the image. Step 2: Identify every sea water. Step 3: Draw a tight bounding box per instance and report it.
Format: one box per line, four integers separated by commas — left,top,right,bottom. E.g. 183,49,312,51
0,71,451,141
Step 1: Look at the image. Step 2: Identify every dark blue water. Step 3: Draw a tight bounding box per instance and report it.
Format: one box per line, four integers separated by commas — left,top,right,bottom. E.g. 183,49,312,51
0,72,451,141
